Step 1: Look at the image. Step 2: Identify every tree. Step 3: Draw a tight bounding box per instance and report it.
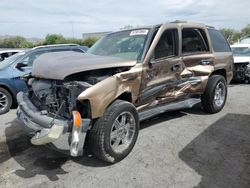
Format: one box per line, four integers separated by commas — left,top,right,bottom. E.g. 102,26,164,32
43,34,66,45
220,28,241,44
82,37,98,47
0,36,33,48
42,34,97,47
241,24,250,37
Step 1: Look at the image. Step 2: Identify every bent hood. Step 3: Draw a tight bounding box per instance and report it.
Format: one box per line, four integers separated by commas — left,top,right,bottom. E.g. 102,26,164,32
32,51,137,80
233,56,250,64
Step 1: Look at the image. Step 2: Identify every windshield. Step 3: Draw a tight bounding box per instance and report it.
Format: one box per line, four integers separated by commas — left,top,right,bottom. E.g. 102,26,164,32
88,29,149,60
0,52,25,69
232,47,250,57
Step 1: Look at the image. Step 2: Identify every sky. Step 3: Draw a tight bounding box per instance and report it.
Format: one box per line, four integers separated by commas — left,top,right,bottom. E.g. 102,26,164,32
0,0,250,38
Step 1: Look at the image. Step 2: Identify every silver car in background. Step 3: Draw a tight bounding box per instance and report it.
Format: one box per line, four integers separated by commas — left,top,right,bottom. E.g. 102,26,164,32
0,49,24,62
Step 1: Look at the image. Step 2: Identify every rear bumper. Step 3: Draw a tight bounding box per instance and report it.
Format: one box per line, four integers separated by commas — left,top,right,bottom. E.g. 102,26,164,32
16,92,91,156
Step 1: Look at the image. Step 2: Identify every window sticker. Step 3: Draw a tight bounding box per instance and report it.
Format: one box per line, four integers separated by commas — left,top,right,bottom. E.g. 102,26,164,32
130,29,149,36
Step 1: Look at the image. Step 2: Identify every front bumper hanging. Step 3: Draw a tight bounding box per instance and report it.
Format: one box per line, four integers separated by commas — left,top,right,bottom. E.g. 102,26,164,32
16,92,91,156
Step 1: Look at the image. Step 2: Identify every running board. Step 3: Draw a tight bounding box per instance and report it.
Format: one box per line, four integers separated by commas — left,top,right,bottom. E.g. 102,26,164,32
138,98,201,121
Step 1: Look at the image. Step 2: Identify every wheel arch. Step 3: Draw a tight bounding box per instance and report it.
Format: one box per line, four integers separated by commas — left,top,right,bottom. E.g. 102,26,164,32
116,92,132,103
210,69,227,81
0,83,16,104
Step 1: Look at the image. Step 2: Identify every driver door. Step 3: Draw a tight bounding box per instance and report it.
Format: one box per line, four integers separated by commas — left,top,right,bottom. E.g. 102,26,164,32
139,27,184,106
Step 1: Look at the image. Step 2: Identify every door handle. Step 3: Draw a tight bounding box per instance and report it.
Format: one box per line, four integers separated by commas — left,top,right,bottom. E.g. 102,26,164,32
200,59,211,65
172,64,181,72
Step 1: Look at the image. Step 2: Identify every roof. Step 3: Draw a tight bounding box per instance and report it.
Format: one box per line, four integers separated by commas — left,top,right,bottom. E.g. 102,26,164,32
240,35,250,40
110,21,212,35
231,44,250,48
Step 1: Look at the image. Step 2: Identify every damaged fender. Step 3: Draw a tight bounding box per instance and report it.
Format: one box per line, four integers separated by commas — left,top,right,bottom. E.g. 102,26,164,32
77,64,143,118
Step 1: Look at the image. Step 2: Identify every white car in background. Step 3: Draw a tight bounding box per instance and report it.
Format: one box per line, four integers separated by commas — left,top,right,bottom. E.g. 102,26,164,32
231,44,250,83
0,49,23,62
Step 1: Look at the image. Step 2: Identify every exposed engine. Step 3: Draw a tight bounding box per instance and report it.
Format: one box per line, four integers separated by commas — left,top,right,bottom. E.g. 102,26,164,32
233,62,250,82
28,79,92,119
26,68,129,119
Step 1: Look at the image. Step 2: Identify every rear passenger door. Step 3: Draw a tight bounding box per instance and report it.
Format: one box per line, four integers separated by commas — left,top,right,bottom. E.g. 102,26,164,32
181,27,214,67
181,27,214,90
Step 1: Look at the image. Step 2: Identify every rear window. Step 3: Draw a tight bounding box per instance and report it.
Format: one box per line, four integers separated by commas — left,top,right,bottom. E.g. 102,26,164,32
208,29,231,52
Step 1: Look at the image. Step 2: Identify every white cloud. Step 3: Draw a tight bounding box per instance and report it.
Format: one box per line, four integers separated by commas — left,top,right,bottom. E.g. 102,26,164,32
0,0,249,38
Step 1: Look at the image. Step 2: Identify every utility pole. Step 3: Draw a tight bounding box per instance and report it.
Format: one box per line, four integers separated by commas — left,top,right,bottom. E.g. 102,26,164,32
71,21,75,38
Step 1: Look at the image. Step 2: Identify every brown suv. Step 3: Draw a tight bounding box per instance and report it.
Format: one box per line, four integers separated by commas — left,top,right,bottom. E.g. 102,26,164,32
17,22,233,163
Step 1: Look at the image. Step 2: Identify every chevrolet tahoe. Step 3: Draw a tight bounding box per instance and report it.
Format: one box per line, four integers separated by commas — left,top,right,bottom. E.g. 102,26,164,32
16,22,233,163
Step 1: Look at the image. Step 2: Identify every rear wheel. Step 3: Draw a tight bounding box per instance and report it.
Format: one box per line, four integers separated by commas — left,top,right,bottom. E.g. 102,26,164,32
0,88,12,115
201,75,227,114
89,100,139,163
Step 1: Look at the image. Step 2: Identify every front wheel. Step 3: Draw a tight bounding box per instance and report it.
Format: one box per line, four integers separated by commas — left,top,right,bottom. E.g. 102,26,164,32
89,100,139,163
201,75,227,114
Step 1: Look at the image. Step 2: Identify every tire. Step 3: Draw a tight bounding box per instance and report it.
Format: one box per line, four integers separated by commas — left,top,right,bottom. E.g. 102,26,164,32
201,75,227,114
247,77,250,84
0,87,12,115
89,100,139,163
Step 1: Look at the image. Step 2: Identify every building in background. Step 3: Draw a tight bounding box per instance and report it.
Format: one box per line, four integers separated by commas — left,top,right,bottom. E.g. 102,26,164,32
82,31,111,40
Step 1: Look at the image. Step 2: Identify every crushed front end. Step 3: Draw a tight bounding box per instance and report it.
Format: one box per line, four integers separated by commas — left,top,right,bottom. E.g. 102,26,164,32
233,62,250,82
16,78,92,156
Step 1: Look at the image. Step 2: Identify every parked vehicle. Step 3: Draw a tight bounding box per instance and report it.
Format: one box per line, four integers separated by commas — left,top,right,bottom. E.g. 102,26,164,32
0,49,23,62
17,22,233,163
231,44,250,82
0,44,86,114
239,36,250,44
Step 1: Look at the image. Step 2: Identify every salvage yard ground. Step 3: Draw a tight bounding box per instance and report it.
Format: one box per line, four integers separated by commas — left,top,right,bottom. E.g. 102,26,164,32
0,84,250,188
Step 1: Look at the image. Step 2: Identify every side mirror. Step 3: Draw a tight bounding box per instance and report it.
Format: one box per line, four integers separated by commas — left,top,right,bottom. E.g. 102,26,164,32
16,62,28,70
149,58,156,67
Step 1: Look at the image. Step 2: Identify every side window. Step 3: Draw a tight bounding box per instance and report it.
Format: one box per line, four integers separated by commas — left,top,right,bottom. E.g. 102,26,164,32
208,29,231,52
154,29,178,59
20,51,47,67
182,28,209,54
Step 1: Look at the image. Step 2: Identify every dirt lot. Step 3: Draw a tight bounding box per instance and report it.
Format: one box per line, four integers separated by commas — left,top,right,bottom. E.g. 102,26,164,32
0,84,250,188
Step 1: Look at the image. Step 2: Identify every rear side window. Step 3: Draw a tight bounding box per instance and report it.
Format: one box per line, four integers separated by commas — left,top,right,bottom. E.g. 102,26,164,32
208,29,231,52
154,29,178,59
182,28,209,54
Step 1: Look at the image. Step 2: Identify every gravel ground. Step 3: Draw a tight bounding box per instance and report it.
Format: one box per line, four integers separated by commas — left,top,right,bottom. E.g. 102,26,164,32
0,84,250,188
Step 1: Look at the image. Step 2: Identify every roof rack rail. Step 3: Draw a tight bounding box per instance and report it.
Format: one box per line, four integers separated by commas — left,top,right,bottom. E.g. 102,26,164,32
206,25,215,29
170,20,188,23
32,44,79,50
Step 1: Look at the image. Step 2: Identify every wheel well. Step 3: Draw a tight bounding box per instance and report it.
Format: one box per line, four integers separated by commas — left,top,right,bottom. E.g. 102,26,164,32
210,69,227,81
0,85,15,104
116,92,132,103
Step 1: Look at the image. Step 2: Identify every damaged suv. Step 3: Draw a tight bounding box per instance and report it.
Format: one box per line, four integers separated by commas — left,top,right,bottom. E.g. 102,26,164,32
17,22,233,163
